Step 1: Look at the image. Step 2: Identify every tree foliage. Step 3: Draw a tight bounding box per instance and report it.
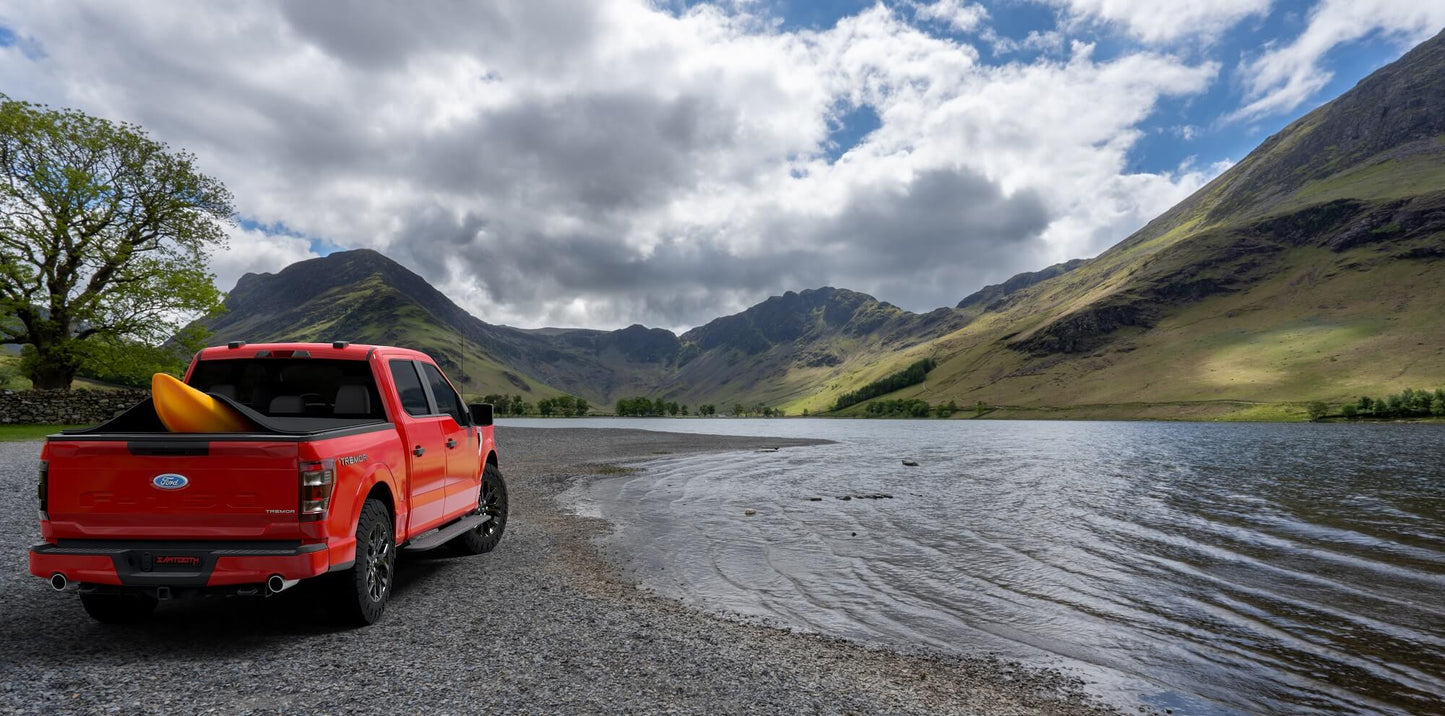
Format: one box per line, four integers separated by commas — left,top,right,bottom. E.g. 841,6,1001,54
831,358,936,412
1345,388,1445,419
616,397,688,417
73,325,209,387
484,392,589,417
859,398,963,419
0,97,232,389
864,398,933,418
536,394,588,417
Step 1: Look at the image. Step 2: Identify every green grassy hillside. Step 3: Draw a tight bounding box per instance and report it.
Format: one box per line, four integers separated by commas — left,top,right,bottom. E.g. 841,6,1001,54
825,30,1445,420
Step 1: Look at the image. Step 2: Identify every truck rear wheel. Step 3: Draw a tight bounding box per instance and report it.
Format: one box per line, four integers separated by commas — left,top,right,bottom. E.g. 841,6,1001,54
332,499,395,626
80,592,158,624
453,462,508,555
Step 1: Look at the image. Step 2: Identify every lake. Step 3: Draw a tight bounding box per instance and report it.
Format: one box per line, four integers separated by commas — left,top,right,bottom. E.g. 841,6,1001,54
502,417,1445,715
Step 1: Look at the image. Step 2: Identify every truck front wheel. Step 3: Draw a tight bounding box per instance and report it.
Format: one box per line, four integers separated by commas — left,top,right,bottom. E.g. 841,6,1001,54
332,498,395,626
79,592,158,624
453,462,508,555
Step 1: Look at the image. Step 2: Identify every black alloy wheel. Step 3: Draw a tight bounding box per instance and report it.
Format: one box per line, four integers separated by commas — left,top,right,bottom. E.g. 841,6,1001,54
453,462,509,555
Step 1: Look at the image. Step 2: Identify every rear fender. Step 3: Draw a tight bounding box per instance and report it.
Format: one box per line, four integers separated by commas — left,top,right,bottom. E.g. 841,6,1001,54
329,464,397,568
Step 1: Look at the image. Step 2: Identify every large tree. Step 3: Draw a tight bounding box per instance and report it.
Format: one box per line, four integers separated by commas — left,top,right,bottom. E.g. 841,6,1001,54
0,97,232,389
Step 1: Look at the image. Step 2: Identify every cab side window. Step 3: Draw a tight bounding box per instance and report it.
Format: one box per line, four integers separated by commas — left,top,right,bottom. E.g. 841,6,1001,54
422,363,466,425
389,360,431,417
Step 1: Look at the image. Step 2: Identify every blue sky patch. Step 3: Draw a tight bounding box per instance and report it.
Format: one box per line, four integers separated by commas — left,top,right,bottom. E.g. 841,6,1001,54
826,103,882,162
674,1,1426,176
237,217,345,256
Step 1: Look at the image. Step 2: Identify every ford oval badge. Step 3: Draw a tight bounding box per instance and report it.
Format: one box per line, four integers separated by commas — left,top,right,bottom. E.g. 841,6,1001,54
152,473,189,490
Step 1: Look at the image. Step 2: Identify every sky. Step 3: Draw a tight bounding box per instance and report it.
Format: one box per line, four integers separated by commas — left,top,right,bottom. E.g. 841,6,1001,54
0,1,1441,332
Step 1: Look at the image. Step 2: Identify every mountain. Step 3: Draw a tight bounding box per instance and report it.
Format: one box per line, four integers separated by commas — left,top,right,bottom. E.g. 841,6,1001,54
955,259,1087,312
819,28,1445,419
200,31,1445,419
199,250,965,407
662,288,968,406
203,249,686,403
204,249,571,398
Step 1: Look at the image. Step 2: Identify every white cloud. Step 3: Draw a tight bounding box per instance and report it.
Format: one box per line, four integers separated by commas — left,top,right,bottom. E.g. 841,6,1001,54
914,0,989,33
1050,0,1271,43
210,226,320,297
983,28,1068,56
1234,0,1445,119
0,1,1222,330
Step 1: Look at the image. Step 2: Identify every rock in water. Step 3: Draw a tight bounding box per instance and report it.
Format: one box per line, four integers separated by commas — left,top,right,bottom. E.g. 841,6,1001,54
902,459,919,466
743,508,757,516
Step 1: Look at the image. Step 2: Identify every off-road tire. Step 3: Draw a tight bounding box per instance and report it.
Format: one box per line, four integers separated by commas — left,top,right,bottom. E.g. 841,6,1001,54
80,592,158,624
453,462,508,555
332,499,395,626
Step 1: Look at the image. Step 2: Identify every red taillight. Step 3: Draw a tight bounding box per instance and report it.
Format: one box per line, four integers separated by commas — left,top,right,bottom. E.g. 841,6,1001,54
298,459,335,522
37,460,48,517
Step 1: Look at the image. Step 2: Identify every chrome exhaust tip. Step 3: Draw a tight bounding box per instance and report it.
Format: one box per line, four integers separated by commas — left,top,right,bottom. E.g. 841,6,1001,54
265,574,299,595
49,573,68,592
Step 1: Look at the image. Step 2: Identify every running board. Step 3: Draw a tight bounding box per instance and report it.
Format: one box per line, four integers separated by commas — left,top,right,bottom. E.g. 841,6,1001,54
402,513,492,553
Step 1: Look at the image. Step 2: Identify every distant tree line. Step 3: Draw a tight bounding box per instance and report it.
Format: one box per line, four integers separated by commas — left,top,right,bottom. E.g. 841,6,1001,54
731,403,784,417
478,393,588,417
615,397,781,417
863,398,958,418
617,397,689,417
537,395,589,417
831,358,937,412
480,394,529,416
1337,388,1445,420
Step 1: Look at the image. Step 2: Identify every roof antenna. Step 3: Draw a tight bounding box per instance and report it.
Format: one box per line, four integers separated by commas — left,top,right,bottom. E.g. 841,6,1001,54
460,286,477,402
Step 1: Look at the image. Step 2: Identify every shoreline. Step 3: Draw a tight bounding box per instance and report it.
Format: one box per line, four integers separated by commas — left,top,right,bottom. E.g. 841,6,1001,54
497,407,1445,423
0,427,1123,715
497,426,1125,715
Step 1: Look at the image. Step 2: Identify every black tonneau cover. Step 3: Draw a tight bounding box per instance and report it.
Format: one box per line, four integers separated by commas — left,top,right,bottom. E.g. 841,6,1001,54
64,394,388,437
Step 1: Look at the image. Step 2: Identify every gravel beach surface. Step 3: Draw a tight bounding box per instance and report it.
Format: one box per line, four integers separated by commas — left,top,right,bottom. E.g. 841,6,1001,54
0,427,1119,715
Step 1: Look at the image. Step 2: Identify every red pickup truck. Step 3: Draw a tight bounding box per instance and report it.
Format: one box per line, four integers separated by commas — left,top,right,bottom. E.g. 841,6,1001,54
29,342,508,625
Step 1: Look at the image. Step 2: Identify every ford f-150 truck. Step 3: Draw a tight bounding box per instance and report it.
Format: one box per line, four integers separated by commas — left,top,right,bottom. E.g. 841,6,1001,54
29,342,508,625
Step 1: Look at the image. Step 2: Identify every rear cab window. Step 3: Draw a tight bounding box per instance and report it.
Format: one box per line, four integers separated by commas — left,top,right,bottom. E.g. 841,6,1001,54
188,358,385,421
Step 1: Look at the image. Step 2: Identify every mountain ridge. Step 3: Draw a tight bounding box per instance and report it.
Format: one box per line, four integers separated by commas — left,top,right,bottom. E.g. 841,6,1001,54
201,249,967,406
196,30,1445,418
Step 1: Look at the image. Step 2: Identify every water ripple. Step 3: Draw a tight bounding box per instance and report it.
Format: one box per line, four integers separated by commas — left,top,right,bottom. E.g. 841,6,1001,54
550,418,1445,715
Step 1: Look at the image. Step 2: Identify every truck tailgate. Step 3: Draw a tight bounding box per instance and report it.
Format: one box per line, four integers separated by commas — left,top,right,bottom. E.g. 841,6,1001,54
43,440,303,540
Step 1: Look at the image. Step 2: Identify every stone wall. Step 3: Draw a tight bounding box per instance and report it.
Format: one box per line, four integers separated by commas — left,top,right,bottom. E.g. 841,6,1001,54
0,389,149,425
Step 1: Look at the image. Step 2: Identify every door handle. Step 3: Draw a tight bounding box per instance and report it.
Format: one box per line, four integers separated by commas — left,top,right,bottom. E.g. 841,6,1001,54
413,445,425,457
446,438,458,449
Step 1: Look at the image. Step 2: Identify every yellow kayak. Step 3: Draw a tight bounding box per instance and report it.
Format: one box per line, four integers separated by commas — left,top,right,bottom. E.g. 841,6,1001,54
152,373,254,433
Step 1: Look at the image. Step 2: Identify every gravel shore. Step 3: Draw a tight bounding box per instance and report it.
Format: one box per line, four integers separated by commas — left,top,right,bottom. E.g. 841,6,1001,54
0,427,1119,715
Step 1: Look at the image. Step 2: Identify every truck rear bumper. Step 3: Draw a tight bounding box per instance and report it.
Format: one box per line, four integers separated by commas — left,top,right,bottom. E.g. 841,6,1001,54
30,540,333,589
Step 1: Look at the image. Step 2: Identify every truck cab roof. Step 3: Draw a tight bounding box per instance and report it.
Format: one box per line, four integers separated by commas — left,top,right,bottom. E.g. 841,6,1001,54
196,343,434,363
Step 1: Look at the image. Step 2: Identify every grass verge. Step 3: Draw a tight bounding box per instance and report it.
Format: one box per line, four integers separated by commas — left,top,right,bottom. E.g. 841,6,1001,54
0,424,89,441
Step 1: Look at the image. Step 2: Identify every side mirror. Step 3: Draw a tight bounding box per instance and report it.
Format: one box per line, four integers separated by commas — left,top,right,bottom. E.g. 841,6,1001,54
468,403,494,427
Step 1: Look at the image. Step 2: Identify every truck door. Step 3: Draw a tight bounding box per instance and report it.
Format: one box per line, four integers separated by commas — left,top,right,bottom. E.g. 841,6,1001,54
419,362,480,518
388,360,449,533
